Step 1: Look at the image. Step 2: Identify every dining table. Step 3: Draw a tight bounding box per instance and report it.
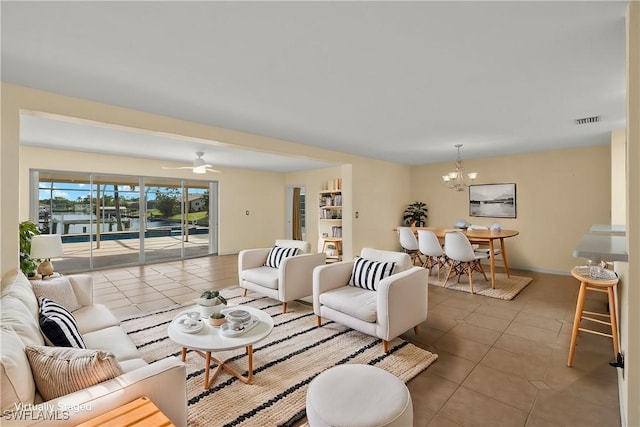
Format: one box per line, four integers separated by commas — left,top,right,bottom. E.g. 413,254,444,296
396,227,520,289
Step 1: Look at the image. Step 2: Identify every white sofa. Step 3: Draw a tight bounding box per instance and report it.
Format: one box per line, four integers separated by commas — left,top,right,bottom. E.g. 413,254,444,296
238,239,326,313
313,248,428,352
0,270,187,426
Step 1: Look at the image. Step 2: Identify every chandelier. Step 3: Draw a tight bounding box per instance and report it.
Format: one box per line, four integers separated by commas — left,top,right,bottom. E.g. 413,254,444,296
442,144,477,191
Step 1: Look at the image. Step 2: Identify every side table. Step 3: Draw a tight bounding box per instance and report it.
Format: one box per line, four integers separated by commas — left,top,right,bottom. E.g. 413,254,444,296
28,272,63,282
76,396,174,427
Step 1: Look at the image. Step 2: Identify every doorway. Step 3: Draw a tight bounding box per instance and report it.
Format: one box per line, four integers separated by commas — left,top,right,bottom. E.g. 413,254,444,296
286,185,305,241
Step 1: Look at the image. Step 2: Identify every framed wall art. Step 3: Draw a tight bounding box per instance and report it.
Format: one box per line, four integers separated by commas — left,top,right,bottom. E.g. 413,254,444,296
469,183,516,218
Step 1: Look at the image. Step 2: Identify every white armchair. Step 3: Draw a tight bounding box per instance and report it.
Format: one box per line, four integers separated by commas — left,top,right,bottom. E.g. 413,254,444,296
313,248,428,352
239,239,326,313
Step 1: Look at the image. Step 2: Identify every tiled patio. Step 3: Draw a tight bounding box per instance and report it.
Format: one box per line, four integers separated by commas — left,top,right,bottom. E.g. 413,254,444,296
86,255,621,427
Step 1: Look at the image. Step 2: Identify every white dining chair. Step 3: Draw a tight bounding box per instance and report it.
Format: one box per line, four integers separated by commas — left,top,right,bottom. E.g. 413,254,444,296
417,229,446,281
443,231,489,294
398,227,422,265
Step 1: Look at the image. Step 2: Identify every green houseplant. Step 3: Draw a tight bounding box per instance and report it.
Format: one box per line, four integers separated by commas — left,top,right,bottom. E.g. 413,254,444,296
403,201,428,227
19,221,41,275
197,290,227,318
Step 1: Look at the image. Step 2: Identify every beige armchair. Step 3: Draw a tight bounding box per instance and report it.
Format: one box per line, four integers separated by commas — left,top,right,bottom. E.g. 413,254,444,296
312,248,428,352
239,239,326,313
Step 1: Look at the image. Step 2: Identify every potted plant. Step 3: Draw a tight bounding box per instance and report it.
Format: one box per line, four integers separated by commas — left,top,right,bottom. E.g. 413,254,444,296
19,221,41,276
197,290,227,318
209,312,226,327
403,201,428,227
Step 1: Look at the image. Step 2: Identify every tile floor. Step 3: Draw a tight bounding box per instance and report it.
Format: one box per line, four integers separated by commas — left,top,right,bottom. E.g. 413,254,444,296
88,255,621,427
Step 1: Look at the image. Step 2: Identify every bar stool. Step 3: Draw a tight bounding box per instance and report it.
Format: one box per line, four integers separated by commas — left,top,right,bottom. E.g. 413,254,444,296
567,266,619,367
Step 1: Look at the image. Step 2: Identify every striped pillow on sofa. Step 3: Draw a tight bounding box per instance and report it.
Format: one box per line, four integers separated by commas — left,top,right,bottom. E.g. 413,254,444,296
25,345,122,401
38,297,86,348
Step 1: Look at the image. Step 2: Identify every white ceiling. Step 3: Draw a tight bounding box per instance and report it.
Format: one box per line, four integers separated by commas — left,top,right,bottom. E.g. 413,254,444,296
18,113,335,173
1,1,628,170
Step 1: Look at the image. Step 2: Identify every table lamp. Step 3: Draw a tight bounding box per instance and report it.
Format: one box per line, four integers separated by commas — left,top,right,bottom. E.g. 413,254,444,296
30,235,64,277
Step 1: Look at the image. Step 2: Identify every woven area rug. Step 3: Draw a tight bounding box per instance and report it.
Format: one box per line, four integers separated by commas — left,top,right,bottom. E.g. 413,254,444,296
121,288,438,427
428,272,532,300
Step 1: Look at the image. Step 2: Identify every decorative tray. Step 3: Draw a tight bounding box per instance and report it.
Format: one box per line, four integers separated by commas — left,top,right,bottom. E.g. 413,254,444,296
219,314,259,337
173,312,205,334
574,266,618,280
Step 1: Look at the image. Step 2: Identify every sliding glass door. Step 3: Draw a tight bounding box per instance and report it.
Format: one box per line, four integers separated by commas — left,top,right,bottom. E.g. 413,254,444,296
91,175,141,270
143,180,184,264
183,183,214,258
31,170,218,273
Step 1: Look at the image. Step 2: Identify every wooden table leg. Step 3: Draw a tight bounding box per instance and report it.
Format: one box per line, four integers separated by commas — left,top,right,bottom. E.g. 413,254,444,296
204,351,212,389
608,287,620,357
500,237,511,277
202,345,255,388
489,240,497,289
246,345,254,383
568,282,587,367
181,347,187,362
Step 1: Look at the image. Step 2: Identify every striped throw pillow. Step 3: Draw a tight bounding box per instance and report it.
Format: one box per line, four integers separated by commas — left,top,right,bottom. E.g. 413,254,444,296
38,297,86,348
25,345,122,401
348,257,397,291
264,246,300,268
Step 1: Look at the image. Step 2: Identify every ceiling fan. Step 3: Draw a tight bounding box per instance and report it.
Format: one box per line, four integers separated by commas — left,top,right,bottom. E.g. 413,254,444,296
162,152,221,174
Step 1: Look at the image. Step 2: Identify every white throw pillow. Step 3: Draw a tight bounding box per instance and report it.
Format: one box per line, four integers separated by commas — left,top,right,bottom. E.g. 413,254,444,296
25,345,122,401
31,277,81,312
348,257,396,291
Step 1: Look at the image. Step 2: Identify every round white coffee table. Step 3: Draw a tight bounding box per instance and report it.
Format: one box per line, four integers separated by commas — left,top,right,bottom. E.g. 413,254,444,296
167,305,274,389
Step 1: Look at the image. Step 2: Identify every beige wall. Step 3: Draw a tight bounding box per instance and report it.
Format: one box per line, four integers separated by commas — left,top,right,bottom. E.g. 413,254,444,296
410,145,611,273
351,160,412,255
0,86,21,276
619,3,639,426
611,129,626,224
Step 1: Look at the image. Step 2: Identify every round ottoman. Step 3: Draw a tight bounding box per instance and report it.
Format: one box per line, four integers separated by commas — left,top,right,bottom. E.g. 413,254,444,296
306,364,413,427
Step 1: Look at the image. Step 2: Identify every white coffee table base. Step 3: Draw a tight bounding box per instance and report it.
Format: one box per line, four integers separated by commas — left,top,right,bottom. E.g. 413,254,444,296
181,345,255,388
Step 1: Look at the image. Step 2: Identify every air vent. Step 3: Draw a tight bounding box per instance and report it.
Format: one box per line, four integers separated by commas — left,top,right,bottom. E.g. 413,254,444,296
575,116,601,125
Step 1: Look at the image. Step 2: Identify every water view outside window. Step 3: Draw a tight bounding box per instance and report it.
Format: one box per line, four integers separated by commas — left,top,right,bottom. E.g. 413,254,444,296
34,172,217,272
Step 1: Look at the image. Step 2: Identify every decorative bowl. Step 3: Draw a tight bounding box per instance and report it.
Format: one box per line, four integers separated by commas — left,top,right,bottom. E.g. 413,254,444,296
209,314,227,327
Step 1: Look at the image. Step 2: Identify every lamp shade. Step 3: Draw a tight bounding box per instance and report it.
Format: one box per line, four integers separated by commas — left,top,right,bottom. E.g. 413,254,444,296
30,235,64,259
